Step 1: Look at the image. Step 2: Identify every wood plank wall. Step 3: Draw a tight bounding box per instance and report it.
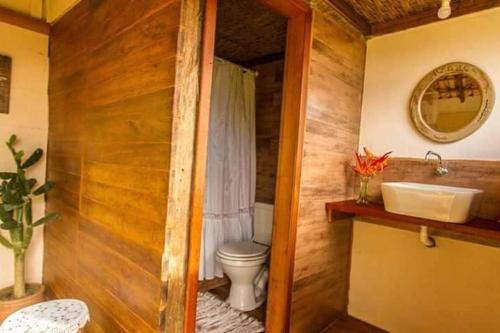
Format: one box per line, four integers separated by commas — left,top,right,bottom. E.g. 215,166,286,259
254,59,284,205
290,1,366,331
44,0,181,331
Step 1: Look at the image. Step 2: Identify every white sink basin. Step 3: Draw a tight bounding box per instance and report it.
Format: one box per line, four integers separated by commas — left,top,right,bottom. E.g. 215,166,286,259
381,182,483,223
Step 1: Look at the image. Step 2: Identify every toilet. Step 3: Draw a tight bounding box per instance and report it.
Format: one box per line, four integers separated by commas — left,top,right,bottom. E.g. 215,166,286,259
216,202,274,311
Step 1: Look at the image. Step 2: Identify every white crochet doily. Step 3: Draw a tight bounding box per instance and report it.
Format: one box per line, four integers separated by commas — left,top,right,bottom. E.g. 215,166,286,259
1,299,89,333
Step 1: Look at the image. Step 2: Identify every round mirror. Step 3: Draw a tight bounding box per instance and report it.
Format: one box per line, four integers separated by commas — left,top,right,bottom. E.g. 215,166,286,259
410,62,494,143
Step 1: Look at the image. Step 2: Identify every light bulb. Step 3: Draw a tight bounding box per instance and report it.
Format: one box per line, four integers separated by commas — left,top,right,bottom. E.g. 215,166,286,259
438,0,452,19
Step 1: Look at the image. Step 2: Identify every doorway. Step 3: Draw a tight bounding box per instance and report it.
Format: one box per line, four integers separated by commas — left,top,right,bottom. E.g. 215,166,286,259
195,0,287,329
183,1,312,332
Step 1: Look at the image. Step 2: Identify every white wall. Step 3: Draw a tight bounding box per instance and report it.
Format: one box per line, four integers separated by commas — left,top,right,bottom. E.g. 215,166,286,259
359,8,500,160
350,8,500,333
0,23,48,288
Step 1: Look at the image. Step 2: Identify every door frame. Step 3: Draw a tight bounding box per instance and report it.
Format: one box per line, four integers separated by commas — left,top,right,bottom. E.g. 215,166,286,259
183,1,312,332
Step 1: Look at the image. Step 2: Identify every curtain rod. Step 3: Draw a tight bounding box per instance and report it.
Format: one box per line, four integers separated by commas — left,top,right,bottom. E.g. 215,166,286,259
214,57,259,76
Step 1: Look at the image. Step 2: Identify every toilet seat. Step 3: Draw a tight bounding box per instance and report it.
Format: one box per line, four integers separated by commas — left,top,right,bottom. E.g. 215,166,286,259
217,241,269,260
217,252,268,262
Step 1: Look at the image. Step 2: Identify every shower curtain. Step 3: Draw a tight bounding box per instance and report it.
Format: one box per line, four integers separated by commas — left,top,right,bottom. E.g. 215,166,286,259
199,58,256,280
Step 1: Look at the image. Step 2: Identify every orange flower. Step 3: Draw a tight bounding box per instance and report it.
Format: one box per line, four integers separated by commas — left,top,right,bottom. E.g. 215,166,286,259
353,147,391,178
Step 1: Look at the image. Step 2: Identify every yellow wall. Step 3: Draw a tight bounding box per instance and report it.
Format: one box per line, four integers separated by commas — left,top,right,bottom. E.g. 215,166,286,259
46,0,80,23
351,8,500,333
0,0,81,23
349,222,500,333
0,23,48,288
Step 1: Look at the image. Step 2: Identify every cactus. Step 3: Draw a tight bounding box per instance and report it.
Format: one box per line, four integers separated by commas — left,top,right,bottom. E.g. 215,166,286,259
0,135,57,299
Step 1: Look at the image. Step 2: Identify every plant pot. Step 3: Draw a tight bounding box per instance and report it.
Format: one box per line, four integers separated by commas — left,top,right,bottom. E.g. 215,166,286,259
0,284,45,323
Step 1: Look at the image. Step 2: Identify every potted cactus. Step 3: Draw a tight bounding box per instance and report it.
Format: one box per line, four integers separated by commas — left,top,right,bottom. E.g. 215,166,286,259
0,135,57,322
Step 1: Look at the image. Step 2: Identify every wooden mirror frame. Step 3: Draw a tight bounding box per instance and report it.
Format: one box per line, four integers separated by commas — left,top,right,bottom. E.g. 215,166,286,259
410,62,495,143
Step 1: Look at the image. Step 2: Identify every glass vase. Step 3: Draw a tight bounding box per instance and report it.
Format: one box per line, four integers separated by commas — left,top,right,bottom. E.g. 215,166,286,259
356,176,370,205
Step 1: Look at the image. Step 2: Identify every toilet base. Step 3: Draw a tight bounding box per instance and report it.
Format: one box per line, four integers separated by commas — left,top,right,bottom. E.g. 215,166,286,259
227,285,266,312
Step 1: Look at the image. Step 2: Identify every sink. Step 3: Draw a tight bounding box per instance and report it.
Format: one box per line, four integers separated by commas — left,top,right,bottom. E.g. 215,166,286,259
381,182,483,223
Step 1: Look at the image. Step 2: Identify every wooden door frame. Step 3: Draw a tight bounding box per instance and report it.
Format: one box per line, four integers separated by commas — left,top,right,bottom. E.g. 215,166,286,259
183,1,312,332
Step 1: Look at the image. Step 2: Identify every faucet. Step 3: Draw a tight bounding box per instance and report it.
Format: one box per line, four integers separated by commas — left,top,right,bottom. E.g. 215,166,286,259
425,151,448,176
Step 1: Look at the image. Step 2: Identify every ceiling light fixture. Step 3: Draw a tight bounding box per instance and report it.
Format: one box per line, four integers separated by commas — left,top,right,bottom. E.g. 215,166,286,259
438,0,452,19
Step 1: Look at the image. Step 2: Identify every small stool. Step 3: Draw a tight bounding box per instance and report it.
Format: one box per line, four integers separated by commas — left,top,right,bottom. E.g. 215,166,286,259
0,299,89,333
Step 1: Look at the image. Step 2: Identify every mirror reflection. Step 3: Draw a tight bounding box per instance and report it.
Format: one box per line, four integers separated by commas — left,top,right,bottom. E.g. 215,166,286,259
421,74,482,133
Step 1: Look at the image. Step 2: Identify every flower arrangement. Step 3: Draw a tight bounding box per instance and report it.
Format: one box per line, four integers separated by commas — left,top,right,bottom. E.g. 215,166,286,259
353,147,391,204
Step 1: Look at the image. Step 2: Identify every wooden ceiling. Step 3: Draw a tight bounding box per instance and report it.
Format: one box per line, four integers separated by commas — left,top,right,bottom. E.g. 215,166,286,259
215,0,287,66
345,0,441,24
329,0,500,36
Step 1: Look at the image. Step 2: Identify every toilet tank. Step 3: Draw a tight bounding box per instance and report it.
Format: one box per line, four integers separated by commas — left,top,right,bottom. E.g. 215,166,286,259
254,202,274,246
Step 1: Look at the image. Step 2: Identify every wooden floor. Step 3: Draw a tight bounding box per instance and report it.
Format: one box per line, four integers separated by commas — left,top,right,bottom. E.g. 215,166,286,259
198,276,230,292
322,316,388,333
199,276,267,323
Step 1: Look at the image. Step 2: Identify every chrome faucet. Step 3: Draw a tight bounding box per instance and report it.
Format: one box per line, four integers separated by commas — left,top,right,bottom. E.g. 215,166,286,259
425,151,448,176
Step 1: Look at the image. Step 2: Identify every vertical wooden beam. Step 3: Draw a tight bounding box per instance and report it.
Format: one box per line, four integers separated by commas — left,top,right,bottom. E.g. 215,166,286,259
183,0,217,332
265,9,312,333
162,0,204,332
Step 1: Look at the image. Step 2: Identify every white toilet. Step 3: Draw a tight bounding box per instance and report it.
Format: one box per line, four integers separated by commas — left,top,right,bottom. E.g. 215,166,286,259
216,202,274,311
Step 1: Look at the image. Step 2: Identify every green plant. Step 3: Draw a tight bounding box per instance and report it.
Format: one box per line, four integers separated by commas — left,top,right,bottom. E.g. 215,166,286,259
0,135,57,299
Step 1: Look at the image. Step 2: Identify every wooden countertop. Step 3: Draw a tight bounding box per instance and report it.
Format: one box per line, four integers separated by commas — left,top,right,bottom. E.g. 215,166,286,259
325,200,500,241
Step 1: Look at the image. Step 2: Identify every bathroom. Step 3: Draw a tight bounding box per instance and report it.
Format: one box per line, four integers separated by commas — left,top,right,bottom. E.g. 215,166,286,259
191,1,500,332
0,0,499,332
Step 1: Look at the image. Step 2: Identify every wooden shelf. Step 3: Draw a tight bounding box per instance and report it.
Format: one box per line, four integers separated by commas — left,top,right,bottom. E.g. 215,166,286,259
326,200,500,241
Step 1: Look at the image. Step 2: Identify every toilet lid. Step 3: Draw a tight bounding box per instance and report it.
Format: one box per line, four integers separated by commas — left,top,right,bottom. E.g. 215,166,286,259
218,241,269,258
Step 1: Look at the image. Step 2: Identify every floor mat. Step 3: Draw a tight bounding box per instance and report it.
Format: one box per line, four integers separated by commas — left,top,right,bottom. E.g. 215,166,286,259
196,292,265,333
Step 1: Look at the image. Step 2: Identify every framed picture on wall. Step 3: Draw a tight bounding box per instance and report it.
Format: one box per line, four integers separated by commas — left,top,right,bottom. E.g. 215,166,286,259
0,54,12,114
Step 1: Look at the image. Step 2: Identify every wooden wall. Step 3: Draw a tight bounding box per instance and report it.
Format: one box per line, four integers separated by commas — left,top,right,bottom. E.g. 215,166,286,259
44,0,181,331
254,59,284,205
290,1,367,332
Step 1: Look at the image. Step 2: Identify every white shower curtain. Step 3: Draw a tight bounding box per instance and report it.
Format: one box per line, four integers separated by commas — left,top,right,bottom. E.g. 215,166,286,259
199,58,256,280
